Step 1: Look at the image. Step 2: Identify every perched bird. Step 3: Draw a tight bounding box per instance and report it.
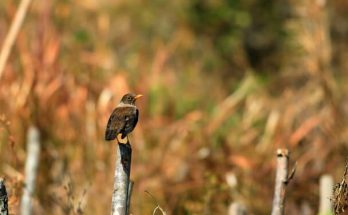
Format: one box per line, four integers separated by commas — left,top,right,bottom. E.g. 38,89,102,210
105,93,142,142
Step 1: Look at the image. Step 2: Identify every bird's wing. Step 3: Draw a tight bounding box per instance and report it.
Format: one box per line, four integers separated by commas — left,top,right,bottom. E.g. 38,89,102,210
104,106,137,141
121,108,139,138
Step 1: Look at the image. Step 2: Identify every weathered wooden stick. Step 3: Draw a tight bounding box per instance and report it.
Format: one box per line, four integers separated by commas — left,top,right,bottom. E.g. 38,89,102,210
20,126,41,215
111,139,132,215
271,149,293,215
0,178,8,215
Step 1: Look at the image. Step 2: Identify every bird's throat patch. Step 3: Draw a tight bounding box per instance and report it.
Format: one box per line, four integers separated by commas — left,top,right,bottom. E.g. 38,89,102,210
117,133,128,144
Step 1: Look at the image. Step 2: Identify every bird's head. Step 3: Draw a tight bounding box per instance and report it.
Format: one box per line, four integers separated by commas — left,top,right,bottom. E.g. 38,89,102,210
120,93,143,105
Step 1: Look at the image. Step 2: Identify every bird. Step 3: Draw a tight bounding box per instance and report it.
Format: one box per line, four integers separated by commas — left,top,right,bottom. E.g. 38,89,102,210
105,93,142,142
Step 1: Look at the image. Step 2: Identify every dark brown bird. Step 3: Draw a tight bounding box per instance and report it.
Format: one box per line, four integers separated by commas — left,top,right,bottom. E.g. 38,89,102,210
105,93,142,141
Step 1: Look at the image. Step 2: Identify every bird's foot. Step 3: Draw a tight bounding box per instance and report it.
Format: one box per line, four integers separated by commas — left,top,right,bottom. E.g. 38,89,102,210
116,133,128,144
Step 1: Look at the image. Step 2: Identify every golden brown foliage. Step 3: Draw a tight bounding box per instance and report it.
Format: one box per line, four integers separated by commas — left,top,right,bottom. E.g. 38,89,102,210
0,0,348,214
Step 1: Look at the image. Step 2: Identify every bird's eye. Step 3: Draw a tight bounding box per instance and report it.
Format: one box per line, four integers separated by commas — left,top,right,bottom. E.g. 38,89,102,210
128,97,132,101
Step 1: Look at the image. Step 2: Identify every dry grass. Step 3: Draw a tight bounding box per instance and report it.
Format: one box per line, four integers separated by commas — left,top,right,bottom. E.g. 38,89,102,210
332,160,348,215
0,0,348,214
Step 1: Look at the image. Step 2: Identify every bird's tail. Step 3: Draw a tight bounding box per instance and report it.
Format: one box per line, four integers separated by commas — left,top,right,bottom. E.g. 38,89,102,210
105,130,117,141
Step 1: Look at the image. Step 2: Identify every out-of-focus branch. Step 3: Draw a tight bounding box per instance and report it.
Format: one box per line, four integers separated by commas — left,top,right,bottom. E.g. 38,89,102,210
319,174,333,215
0,178,8,215
111,140,132,215
0,0,33,79
207,73,259,134
271,149,295,215
20,126,41,215
228,202,247,215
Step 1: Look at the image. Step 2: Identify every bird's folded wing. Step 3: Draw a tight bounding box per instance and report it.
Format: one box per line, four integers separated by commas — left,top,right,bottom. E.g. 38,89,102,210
122,108,139,136
104,106,136,140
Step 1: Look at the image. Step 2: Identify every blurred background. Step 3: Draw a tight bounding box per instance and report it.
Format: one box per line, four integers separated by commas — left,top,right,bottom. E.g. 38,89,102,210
1,0,348,214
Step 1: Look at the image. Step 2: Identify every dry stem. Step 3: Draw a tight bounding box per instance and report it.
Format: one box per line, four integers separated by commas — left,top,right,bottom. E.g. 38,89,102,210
0,0,33,79
111,141,132,215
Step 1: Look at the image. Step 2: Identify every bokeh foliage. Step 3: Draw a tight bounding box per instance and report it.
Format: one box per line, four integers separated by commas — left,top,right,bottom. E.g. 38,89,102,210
1,0,348,214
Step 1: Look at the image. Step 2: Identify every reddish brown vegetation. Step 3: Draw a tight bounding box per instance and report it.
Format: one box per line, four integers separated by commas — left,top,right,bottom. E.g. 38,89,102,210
0,0,348,214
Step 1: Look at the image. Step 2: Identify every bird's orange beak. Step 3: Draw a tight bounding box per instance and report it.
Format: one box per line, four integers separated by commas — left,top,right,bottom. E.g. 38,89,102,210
134,94,143,100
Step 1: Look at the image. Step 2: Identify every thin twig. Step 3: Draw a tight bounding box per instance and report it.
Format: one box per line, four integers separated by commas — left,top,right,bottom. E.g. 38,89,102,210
145,191,167,215
0,0,33,79
286,162,297,184
126,181,134,213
